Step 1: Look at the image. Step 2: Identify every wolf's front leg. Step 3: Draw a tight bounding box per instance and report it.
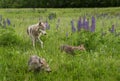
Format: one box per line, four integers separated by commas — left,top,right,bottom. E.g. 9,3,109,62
32,38,36,47
38,38,43,48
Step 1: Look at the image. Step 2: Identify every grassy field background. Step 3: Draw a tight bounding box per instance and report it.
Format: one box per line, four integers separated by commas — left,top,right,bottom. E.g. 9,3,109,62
0,8,120,81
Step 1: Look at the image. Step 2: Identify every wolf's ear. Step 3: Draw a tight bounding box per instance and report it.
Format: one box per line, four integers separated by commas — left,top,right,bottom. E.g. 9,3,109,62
39,58,45,64
39,22,42,26
39,58,43,64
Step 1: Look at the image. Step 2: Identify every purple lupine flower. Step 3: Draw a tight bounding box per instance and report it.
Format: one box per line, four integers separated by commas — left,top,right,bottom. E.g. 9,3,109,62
6,18,11,25
77,17,82,31
84,18,89,31
45,21,50,30
71,20,76,33
49,15,53,20
112,25,115,32
48,13,56,20
109,24,115,33
56,19,60,30
91,16,96,32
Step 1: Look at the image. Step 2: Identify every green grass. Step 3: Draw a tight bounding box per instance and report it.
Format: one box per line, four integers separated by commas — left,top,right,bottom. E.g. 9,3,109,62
0,8,120,81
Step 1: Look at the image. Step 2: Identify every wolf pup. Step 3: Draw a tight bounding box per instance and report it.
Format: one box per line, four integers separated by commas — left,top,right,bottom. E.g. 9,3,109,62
28,55,51,72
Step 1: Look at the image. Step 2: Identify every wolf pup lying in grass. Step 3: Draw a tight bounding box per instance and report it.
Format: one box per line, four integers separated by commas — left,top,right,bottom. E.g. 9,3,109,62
28,55,51,72
60,44,86,55
27,22,47,48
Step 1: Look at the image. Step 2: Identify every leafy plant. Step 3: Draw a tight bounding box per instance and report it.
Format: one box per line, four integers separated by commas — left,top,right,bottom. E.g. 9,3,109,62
0,27,20,46
67,29,101,51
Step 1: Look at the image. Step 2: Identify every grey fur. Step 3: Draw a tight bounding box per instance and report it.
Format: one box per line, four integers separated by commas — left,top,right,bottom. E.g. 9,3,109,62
27,22,46,47
28,55,51,72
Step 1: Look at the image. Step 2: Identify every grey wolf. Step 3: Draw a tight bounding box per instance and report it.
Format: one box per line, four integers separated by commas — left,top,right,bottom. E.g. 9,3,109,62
28,55,51,72
27,22,47,48
60,44,86,54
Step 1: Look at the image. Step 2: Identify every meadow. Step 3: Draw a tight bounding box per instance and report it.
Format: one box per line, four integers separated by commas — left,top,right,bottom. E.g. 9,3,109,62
0,8,120,81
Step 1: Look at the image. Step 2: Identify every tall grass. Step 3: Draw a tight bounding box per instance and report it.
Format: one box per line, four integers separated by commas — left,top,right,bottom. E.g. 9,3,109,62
0,8,120,81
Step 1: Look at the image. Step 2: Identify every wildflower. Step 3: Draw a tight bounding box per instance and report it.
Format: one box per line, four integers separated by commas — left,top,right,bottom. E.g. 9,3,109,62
77,17,82,31
48,13,56,20
109,24,115,33
71,20,76,33
91,16,96,32
83,16,86,30
111,24,115,33
84,18,89,31
6,18,11,25
45,21,50,30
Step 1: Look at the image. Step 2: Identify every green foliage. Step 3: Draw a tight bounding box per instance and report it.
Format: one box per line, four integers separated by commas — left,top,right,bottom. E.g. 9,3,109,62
0,27,20,46
67,30,101,51
67,28,120,53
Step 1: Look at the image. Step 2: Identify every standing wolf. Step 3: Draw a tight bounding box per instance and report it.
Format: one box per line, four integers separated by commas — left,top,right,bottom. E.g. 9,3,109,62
27,22,47,48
